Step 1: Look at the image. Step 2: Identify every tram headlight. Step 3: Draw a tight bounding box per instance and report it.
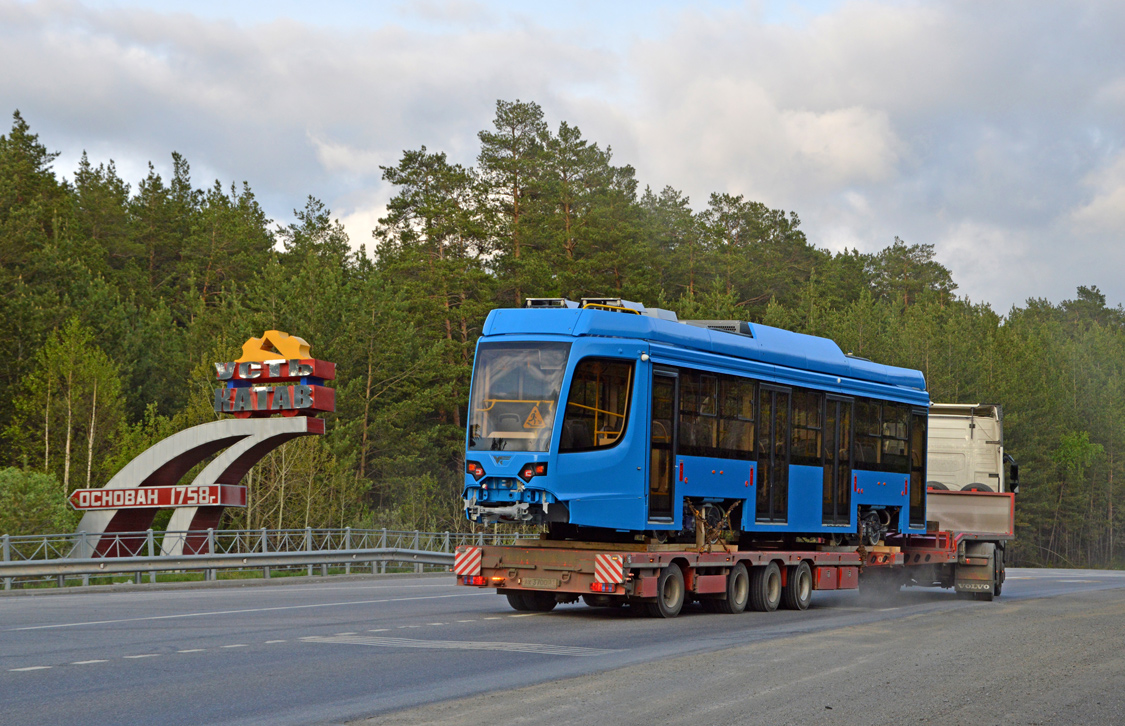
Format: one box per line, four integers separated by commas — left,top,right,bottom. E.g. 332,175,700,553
466,460,486,481
519,462,548,483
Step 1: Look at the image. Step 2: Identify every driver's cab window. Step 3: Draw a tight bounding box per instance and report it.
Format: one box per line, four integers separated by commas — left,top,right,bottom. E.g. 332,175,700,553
559,359,635,452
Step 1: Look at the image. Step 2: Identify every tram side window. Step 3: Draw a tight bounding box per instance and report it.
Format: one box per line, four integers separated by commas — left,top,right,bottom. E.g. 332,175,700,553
717,376,755,460
559,358,635,452
855,399,882,468
790,389,823,466
881,404,910,473
679,369,755,460
852,399,911,473
679,371,718,456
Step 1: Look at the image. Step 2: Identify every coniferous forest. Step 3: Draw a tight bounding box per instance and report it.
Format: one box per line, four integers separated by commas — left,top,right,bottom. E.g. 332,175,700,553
2,101,1123,569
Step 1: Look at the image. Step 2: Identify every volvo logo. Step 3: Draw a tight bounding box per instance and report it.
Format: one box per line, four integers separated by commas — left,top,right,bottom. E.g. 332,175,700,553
491,455,513,465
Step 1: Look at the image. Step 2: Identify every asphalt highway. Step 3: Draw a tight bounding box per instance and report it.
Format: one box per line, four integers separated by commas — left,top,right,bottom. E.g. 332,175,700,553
2,568,1124,726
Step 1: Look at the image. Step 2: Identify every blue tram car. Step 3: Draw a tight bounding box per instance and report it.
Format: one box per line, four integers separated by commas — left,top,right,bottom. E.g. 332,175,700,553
463,298,929,545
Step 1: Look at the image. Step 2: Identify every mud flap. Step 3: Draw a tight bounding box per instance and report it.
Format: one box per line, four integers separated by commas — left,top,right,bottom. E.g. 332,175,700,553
955,541,997,598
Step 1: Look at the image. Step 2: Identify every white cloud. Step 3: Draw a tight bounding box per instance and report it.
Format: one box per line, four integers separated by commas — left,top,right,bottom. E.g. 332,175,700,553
308,132,386,176
1071,152,1125,233
781,106,902,185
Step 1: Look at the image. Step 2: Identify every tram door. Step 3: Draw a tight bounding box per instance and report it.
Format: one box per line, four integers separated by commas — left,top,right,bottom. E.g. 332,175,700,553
756,386,790,523
648,370,677,521
822,397,852,526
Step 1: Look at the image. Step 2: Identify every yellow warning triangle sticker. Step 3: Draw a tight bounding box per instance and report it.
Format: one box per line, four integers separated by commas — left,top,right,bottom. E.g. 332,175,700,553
523,404,546,429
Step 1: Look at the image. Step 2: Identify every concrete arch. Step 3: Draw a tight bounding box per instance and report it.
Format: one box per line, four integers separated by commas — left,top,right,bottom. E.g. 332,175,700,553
74,417,323,557
161,420,316,555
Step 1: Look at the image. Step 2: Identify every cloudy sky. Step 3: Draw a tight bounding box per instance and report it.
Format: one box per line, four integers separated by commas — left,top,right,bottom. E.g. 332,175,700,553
2,0,1123,312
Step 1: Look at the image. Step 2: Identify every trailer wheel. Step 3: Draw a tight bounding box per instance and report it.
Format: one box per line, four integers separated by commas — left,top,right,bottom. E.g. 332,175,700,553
750,562,782,612
647,563,685,618
523,591,558,612
715,562,750,614
505,592,532,611
781,562,812,610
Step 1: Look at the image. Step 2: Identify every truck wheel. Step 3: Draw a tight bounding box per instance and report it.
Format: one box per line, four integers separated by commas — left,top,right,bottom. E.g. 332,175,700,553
505,592,532,611
647,563,685,618
750,562,782,612
994,549,1005,597
715,562,750,614
781,562,812,610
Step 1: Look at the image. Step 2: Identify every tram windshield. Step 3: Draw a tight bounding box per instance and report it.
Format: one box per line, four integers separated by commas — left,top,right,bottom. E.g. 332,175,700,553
467,342,571,452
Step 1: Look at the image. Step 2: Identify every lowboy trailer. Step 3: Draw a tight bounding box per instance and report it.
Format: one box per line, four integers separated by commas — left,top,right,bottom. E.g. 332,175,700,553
454,487,1014,618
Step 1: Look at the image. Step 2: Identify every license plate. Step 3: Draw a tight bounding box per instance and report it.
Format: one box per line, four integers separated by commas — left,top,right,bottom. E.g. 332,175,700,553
522,577,559,589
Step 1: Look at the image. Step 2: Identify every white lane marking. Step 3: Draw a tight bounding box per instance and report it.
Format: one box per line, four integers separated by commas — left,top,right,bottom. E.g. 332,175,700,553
71,660,108,665
427,623,446,626
1059,579,1096,583
302,635,618,657
123,654,160,659
878,608,901,612
177,649,205,653
264,640,286,644
9,592,490,632
336,632,358,636
483,617,502,620
220,644,248,649
398,625,421,629
508,613,535,618
250,582,458,594
367,629,388,633
456,620,476,623
10,666,52,672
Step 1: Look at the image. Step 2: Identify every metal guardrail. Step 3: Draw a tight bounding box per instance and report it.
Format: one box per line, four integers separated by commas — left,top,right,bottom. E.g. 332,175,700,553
0,528,538,590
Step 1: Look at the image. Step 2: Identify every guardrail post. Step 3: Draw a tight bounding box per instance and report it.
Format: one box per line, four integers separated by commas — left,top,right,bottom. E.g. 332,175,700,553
345,527,352,575
80,531,89,586
477,531,484,546
262,527,270,579
306,527,313,576
3,534,10,591
207,528,216,581
379,528,387,574
413,530,422,574
146,529,156,584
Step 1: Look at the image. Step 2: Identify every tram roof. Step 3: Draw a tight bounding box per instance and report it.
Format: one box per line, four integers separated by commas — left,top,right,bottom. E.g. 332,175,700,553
482,306,928,392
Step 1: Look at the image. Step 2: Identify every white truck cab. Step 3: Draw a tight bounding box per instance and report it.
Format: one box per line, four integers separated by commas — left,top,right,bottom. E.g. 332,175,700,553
927,403,1019,493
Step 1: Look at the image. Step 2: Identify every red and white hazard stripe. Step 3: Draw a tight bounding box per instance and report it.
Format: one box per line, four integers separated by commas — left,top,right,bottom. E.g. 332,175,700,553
454,546,482,576
594,553,625,584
